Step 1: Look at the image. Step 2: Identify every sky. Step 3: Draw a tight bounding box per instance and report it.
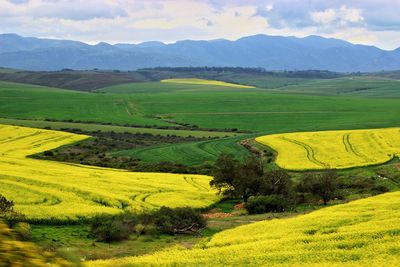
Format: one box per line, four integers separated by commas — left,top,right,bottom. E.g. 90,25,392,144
1,0,400,50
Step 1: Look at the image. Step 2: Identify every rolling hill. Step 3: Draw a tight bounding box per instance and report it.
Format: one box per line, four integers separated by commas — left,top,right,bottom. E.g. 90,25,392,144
88,191,400,266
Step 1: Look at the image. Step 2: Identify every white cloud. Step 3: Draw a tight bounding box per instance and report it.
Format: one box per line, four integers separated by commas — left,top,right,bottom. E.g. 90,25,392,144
311,8,337,25
0,0,399,50
310,5,363,27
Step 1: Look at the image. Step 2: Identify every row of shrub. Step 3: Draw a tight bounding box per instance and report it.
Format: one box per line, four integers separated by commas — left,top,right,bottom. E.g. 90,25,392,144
210,153,391,214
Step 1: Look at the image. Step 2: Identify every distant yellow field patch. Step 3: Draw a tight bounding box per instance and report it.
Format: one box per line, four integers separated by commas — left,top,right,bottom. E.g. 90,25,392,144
161,78,255,88
256,128,400,170
0,125,218,221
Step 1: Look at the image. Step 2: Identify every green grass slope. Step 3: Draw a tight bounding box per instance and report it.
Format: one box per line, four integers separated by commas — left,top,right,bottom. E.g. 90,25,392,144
2,79,400,166
0,81,169,126
278,77,400,97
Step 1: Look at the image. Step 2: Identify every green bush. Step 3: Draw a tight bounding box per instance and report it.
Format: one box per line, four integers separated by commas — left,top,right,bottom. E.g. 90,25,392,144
89,213,137,242
89,207,206,242
152,207,207,235
246,195,289,214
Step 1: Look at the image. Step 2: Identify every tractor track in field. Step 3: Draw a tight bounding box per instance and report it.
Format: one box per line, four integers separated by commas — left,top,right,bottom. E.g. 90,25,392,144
281,137,328,168
0,131,42,145
342,133,367,160
184,176,209,191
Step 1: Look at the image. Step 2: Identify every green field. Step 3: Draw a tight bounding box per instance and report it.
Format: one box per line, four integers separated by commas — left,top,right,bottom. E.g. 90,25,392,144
0,81,168,126
101,81,400,132
115,135,251,166
277,77,400,97
1,78,400,166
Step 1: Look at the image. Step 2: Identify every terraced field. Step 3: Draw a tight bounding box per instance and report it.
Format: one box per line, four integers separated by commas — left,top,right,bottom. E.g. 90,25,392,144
115,135,250,166
0,125,217,222
88,191,400,266
256,128,400,170
161,78,255,88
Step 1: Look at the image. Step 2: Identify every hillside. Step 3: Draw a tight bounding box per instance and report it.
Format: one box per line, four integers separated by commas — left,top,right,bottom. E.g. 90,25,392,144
1,34,400,72
88,191,400,266
0,125,217,221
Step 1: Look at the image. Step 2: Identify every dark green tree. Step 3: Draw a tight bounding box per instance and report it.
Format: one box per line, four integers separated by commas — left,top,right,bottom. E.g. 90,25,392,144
298,170,338,205
260,170,293,197
210,153,240,197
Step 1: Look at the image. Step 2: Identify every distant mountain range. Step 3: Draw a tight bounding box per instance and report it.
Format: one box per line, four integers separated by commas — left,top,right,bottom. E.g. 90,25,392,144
1,33,400,72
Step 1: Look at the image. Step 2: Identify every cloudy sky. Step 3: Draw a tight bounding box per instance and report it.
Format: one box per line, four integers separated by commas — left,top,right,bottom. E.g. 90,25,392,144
1,0,400,50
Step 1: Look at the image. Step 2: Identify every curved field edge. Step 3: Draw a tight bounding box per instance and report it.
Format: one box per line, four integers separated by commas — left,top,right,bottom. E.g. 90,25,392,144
0,124,218,222
161,78,255,89
86,191,400,266
255,127,400,171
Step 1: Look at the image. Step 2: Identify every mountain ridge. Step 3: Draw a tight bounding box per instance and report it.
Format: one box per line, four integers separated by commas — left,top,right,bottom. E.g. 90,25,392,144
0,33,399,72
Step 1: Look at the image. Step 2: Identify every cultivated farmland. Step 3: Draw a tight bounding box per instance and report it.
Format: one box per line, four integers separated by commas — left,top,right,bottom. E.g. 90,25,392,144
161,78,255,88
256,128,400,170
87,191,400,266
0,125,217,222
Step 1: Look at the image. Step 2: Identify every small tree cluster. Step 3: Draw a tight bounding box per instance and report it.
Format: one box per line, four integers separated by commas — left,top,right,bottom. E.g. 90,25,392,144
211,154,293,202
210,154,342,214
297,170,338,205
89,207,206,243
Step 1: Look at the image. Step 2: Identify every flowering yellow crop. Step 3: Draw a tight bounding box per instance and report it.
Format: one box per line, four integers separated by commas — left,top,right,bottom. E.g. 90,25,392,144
87,191,400,266
256,128,400,170
161,78,255,88
0,125,218,221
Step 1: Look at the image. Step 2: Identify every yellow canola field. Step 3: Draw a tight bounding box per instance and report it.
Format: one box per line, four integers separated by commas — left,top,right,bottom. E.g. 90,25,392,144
161,78,255,88
256,127,400,170
0,125,218,221
88,191,400,266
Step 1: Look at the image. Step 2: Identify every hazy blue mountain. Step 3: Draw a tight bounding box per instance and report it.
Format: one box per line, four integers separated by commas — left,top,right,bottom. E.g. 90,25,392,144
0,33,399,72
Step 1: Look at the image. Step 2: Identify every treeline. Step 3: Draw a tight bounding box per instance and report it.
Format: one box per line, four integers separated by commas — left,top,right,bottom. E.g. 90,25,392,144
143,67,344,79
211,154,390,214
42,117,245,133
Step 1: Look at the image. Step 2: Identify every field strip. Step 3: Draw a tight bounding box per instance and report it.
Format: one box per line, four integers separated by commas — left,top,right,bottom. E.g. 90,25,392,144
0,117,237,138
256,127,400,170
161,78,255,89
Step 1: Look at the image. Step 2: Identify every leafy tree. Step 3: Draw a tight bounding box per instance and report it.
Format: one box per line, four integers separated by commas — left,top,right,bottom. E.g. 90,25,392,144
211,154,296,202
211,154,267,201
246,195,289,214
152,207,206,235
210,153,240,197
298,170,338,205
259,170,293,197
234,156,264,202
